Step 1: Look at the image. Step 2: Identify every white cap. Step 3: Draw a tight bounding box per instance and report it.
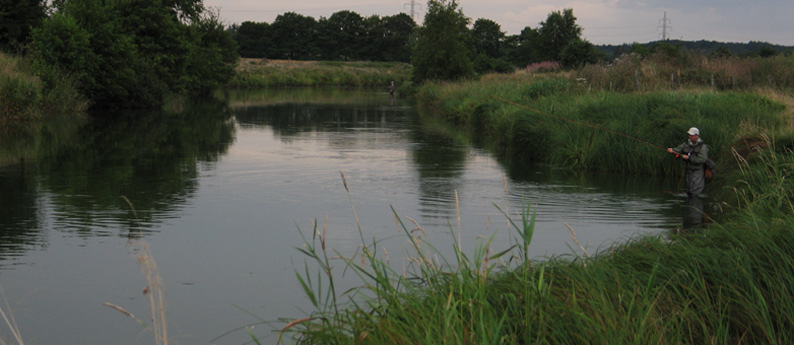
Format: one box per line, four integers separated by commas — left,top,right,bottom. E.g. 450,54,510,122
687,127,700,135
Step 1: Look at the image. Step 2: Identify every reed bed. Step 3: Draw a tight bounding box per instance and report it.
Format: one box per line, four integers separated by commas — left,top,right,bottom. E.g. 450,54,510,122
279,146,794,345
279,64,794,344
228,59,412,89
414,75,788,179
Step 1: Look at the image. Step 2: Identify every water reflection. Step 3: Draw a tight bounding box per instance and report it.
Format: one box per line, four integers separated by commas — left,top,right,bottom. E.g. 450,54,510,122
682,195,707,229
0,98,235,253
409,123,468,221
0,88,695,344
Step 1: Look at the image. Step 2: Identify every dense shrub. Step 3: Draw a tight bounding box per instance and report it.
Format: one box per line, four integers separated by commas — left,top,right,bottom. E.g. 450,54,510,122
31,0,237,110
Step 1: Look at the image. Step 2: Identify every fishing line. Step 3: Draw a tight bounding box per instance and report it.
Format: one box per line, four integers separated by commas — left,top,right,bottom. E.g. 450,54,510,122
493,95,667,151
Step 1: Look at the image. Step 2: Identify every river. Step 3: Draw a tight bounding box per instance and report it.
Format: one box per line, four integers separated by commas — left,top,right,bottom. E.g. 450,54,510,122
0,87,696,344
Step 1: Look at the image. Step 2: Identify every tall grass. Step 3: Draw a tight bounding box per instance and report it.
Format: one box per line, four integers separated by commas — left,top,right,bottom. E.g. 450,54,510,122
414,74,788,179
0,52,88,123
576,51,794,92
280,147,794,345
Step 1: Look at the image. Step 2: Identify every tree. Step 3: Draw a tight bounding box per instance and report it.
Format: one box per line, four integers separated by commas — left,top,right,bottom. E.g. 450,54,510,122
270,12,318,60
559,38,603,68
183,9,238,94
536,9,582,62
0,0,47,51
471,18,503,59
323,10,365,61
512,26,541,67
31,0,238,109
378,13,415,62
759,46,777,58
411,0,474,84
708,45,733,59
471,18,509,73
234,21,270,58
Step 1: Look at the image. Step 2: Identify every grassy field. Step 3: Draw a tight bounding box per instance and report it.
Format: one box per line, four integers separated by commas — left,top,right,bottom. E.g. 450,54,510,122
228,58,413,90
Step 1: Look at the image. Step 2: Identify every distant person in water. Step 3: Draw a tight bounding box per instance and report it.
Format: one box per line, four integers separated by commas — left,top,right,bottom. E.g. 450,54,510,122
667,127,709,197
388,80,395,105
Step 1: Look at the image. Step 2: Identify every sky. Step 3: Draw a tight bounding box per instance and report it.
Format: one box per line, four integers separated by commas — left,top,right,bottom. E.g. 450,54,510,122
201,0,794,46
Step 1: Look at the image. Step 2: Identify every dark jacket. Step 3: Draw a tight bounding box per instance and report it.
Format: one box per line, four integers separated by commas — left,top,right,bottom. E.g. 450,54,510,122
674,138,708,171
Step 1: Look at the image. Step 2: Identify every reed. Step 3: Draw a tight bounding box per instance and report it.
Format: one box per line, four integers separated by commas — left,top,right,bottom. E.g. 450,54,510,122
0,285,24,345
282,147,794,344
280,70,794,343
414,75,787,180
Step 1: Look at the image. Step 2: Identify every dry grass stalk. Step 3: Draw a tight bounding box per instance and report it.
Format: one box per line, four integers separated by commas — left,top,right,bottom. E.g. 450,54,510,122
565,222,589,258
103,302,135,319
0,285,24,345
135,243,168,345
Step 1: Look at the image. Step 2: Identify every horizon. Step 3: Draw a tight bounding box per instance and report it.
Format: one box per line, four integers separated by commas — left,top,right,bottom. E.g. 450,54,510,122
202,0,794,47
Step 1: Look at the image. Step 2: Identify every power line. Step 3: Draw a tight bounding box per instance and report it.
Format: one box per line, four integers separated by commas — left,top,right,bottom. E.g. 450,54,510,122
403,0,422,22
658,11,672,40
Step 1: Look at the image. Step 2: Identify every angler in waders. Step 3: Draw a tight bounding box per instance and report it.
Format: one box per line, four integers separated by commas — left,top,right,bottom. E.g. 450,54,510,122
667,127,709,197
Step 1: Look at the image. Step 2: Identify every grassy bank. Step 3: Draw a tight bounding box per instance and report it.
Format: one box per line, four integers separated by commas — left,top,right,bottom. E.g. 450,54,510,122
277,72,794,344
228,59,412,90
279,144,794,345
413,73,793,179
0,52,88,124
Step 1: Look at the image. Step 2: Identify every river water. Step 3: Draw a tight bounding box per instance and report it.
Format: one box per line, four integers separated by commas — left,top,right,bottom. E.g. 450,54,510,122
0,88,694,344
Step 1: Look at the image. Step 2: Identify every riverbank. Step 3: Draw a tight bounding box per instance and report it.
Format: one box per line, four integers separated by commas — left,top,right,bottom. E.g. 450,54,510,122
0,52,88,125
281,73,794,344
228,58,413,90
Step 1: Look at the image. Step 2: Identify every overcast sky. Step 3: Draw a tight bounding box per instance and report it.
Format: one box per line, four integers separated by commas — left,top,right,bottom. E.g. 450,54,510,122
202,0,794,46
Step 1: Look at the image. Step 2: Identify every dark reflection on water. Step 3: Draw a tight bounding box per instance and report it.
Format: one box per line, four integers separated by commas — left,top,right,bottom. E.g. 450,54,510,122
0,88,699,344
1,98,235,244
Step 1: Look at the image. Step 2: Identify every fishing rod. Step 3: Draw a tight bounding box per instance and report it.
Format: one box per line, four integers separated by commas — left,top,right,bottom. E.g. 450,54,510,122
493,95,668,151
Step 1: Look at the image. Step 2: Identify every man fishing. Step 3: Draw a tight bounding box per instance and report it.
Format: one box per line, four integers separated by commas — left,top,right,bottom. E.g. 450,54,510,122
667,127,709,197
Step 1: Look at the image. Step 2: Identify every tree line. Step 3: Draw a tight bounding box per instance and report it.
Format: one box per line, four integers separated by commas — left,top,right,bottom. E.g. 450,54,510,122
229,2,605,81
228,11,416,63
2,0,238,110
18,0,787,111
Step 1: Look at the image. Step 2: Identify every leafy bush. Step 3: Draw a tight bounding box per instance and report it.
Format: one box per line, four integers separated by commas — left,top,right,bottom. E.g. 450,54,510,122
31,0,237,110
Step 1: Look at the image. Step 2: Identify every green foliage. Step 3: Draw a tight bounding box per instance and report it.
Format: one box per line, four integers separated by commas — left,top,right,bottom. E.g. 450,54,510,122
1,50,87,121
512,9,594,68
30,0,237,110
471,18,504,60
229,60,412,88
376,13,416,63
0,0,46,51
411,0,475,84
183,9,238,95
270,12,318,60
319,10,366,61
230,12,416,63
283,145,794,344
230,21,271,58
414,74,786,181
536,9,582,62
577,48,794,92
559,38,604,68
